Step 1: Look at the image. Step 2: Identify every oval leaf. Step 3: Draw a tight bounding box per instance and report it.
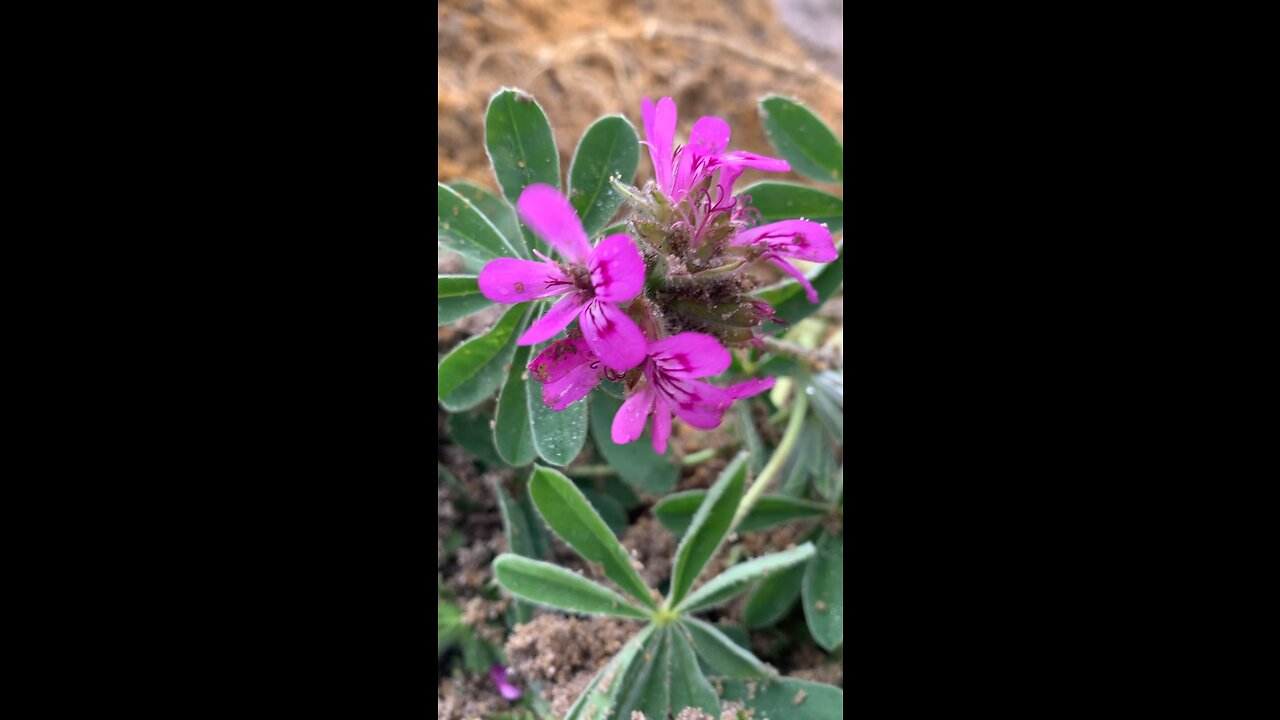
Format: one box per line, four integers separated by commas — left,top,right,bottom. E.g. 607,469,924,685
759,95,843,184
668,453,747,606
742,559,807,629
438,183,522,262
486,88,561,201
438,275,495,326
494,344,536,466
680,617,770,678
450,181,528,258
803,531,843,650
493,554,650,619
526,340,588,466
528,465,657,608
589,391,677,495
717,676,843,719
569,115,640,237
438,303,530,411
678,543,816,613
740,181,843,234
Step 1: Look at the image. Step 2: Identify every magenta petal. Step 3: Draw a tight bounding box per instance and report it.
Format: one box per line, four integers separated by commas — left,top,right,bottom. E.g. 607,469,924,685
661,377,731,429
490,665,522,701
519,292,588,345
718,164,746,202
579,300,646,372
612,379,656,444
718,150,790,173
516,184,592,264
478,258,571,303
734,219,837,263
643,97,677,196
588,234,645,303
725,376,776,399
528,337,594,384
690,116,731,156
650,398,672,454
768,257,820,303
541,361,604,410
672,148,695,203
648,332,731,379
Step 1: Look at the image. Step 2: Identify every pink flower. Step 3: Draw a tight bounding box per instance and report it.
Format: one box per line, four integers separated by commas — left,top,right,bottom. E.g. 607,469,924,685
642,97,789,205
490,665,522,701
527,337,606,411
610,332,775,454
478,184,647,372
732,219,838,303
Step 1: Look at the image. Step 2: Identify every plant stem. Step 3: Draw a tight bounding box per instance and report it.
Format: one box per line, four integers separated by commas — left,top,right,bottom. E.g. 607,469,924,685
761,336,837,370
681,448,718,466
732,390,809,528
564,464,617,478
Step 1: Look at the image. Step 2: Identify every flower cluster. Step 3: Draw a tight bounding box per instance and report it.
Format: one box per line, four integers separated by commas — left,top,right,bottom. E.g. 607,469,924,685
478,97,837,453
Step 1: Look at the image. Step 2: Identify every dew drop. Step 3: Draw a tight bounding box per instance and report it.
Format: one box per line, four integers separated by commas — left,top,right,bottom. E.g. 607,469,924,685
806,386,816,395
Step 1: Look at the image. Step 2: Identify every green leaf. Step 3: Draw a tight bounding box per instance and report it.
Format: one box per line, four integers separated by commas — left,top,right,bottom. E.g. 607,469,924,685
734,402,767,476
493,554,650,619
717,676,843,719
438,275,495,326
678,543,815,612
438,599,464,660
437,303,530,411
756,242,844,332
580,488,628,536
447,410,504,467
493,477,541,623
588,391,678,494
526,342,588,466
494,480,542,560
667,453,747,606
568,115,640,237
564,625,655,720
573,474,642,511
528,465,657,608
517,485,550,561
449,181,527,259
601,221,629,237
485,88,561,201
654,492,827,536
759,95,844,184
666,626,721,717
743,560,807,629
803,531,843,650
494,344,537,466
809,370,844,439
740,181,843,234
680,617,770,678
613,628,669,720
438,183,522,262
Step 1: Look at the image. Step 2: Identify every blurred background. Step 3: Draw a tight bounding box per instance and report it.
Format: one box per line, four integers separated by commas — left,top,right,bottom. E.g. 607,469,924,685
438,0,843,189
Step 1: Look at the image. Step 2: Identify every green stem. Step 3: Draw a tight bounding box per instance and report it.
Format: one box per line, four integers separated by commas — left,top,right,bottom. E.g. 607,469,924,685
681,448,718,466
761,336,836,370
733,390,809,528
564,464,617,478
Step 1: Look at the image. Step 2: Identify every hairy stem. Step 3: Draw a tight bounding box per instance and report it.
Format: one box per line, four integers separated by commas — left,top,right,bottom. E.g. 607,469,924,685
761,336,837,370
732,389,809,528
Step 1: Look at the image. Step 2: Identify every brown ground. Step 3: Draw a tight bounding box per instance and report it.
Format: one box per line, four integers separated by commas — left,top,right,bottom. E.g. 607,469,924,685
438,0,843,191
